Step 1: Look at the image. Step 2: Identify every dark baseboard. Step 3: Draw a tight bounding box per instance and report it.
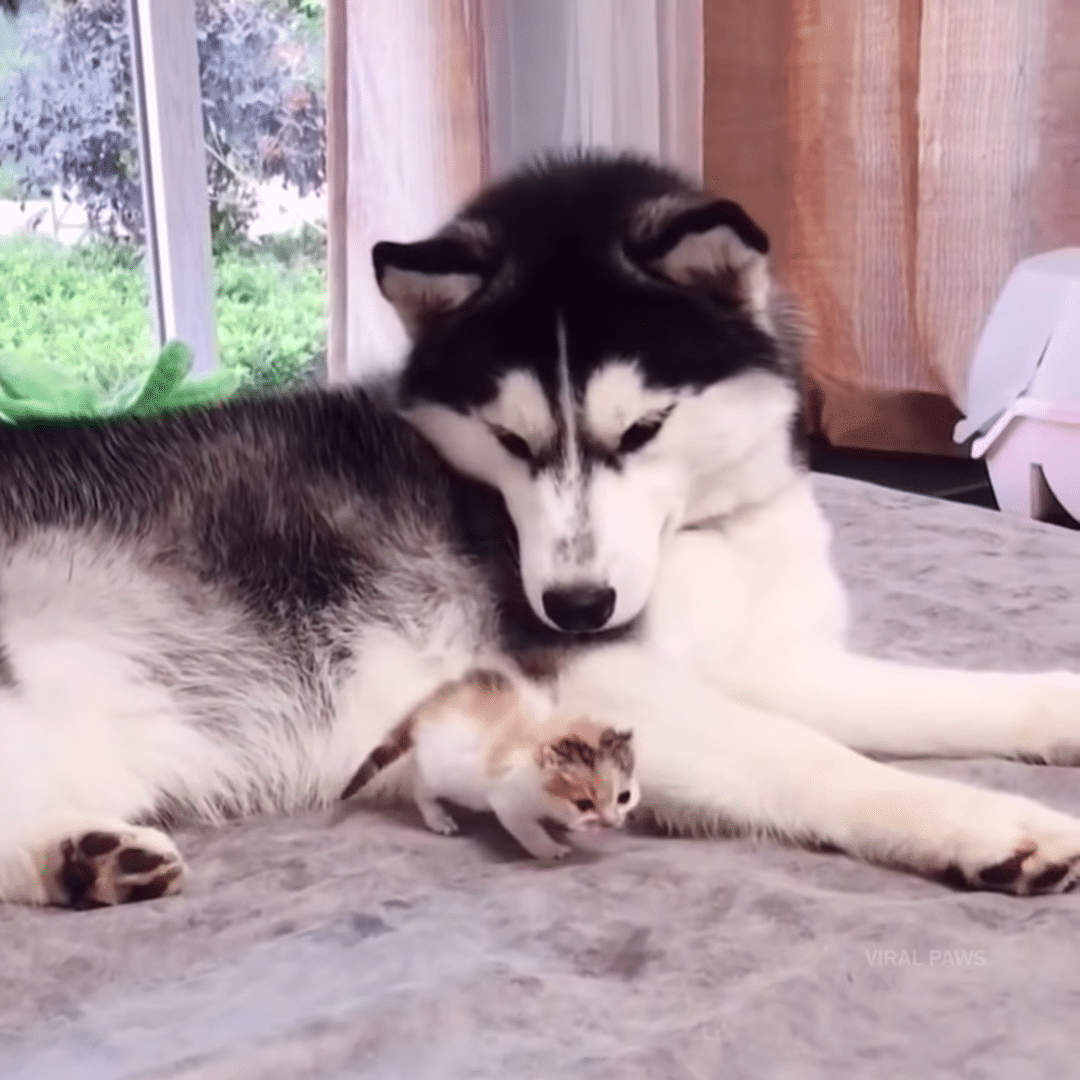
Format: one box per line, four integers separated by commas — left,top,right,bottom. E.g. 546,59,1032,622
807,438,1079,529
807,437,998,509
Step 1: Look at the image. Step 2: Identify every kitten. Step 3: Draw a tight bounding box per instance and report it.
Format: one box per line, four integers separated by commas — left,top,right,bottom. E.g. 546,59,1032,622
340,668,640,859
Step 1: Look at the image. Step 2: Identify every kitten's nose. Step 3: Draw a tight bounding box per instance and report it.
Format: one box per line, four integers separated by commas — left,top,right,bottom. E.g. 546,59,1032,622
542,585,616,633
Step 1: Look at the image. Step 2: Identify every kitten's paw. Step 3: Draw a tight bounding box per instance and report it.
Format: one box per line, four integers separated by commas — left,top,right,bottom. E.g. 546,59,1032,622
528,840,572,861
418,801,460,836
44,826,187,909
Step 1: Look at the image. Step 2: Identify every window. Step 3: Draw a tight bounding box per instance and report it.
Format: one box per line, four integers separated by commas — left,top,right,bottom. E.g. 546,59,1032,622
0,0,326,422
0,0,157,406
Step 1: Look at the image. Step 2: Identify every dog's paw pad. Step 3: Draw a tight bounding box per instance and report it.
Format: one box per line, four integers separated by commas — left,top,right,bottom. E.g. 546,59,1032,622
942,839,1080,897
53,828,187,909
977,845,1036,888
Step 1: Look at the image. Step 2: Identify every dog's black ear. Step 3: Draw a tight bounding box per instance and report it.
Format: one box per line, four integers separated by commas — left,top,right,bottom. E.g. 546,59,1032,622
627,199,772,325
372,232,494,338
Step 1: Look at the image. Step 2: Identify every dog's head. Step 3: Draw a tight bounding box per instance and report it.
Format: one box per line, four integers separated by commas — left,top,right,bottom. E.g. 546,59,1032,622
374,154,805,634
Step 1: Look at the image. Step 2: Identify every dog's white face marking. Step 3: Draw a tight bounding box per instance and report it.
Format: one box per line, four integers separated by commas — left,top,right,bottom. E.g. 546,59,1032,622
478,370,556,452
583,362,678,446
405,340,798,633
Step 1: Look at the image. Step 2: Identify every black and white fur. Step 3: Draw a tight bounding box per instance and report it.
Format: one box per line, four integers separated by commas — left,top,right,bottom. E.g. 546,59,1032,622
4,153,1080,907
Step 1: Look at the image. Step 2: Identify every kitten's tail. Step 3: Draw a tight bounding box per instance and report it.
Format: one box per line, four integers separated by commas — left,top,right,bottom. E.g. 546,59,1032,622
340,717,415,800
340,667,516,800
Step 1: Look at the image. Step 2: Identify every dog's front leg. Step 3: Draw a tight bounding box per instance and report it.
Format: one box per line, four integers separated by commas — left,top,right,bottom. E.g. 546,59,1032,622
561,645,1080,894
733,644,1080,764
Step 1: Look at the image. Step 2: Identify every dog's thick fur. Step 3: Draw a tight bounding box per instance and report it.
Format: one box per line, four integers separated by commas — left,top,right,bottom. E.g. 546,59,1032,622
4,153,1080,907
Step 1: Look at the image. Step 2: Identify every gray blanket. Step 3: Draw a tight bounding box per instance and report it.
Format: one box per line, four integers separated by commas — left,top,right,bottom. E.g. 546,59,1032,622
4,475,1080,1080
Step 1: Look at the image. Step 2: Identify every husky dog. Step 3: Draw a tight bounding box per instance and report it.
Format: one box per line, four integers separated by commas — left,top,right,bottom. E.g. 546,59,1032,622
4,153,1080,908
340,667,639,859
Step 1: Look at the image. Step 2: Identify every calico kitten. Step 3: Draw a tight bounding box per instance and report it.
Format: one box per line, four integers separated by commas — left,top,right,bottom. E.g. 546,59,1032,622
341,668,639,859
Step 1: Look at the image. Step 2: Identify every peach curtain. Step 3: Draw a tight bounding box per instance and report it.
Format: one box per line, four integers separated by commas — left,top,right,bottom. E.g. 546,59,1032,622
705,0,1080,454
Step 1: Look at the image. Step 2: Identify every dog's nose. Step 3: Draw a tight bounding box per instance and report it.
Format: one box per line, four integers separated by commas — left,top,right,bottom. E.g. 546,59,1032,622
542,585,616,632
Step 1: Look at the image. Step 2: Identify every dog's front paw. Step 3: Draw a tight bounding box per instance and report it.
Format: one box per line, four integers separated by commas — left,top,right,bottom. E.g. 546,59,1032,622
932,793,1080,896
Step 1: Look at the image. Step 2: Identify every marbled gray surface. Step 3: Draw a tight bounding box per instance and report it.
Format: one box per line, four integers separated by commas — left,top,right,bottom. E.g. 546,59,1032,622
3,475,1080,1080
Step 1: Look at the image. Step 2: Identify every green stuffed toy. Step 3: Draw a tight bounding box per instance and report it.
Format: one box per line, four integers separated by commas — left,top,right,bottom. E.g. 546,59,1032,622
0,341,240,426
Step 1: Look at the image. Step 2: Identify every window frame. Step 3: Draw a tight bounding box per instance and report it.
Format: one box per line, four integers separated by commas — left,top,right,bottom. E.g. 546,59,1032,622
126,0,219,375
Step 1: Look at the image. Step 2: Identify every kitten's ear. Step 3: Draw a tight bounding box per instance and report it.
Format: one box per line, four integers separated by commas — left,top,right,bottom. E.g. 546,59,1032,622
536,740,572,770
599,728,635,770
627,198,772,327
372,227,496,338
535,742,559,770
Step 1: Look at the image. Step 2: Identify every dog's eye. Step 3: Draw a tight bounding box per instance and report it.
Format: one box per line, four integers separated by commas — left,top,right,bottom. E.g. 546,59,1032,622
494,430,533,462
618,417,664,455
574,798,595,812
617,790,632,804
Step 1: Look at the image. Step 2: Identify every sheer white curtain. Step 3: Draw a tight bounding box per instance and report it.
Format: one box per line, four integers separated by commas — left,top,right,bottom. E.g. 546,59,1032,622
563,0,702,177
342,0,485,379
482,0,702,178
332,0,703,381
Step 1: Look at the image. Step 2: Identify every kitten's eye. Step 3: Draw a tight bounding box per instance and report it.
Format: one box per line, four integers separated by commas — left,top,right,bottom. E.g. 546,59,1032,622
617,791,632,804
494,429,533,462
618,417,664,455
574,798,595,812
